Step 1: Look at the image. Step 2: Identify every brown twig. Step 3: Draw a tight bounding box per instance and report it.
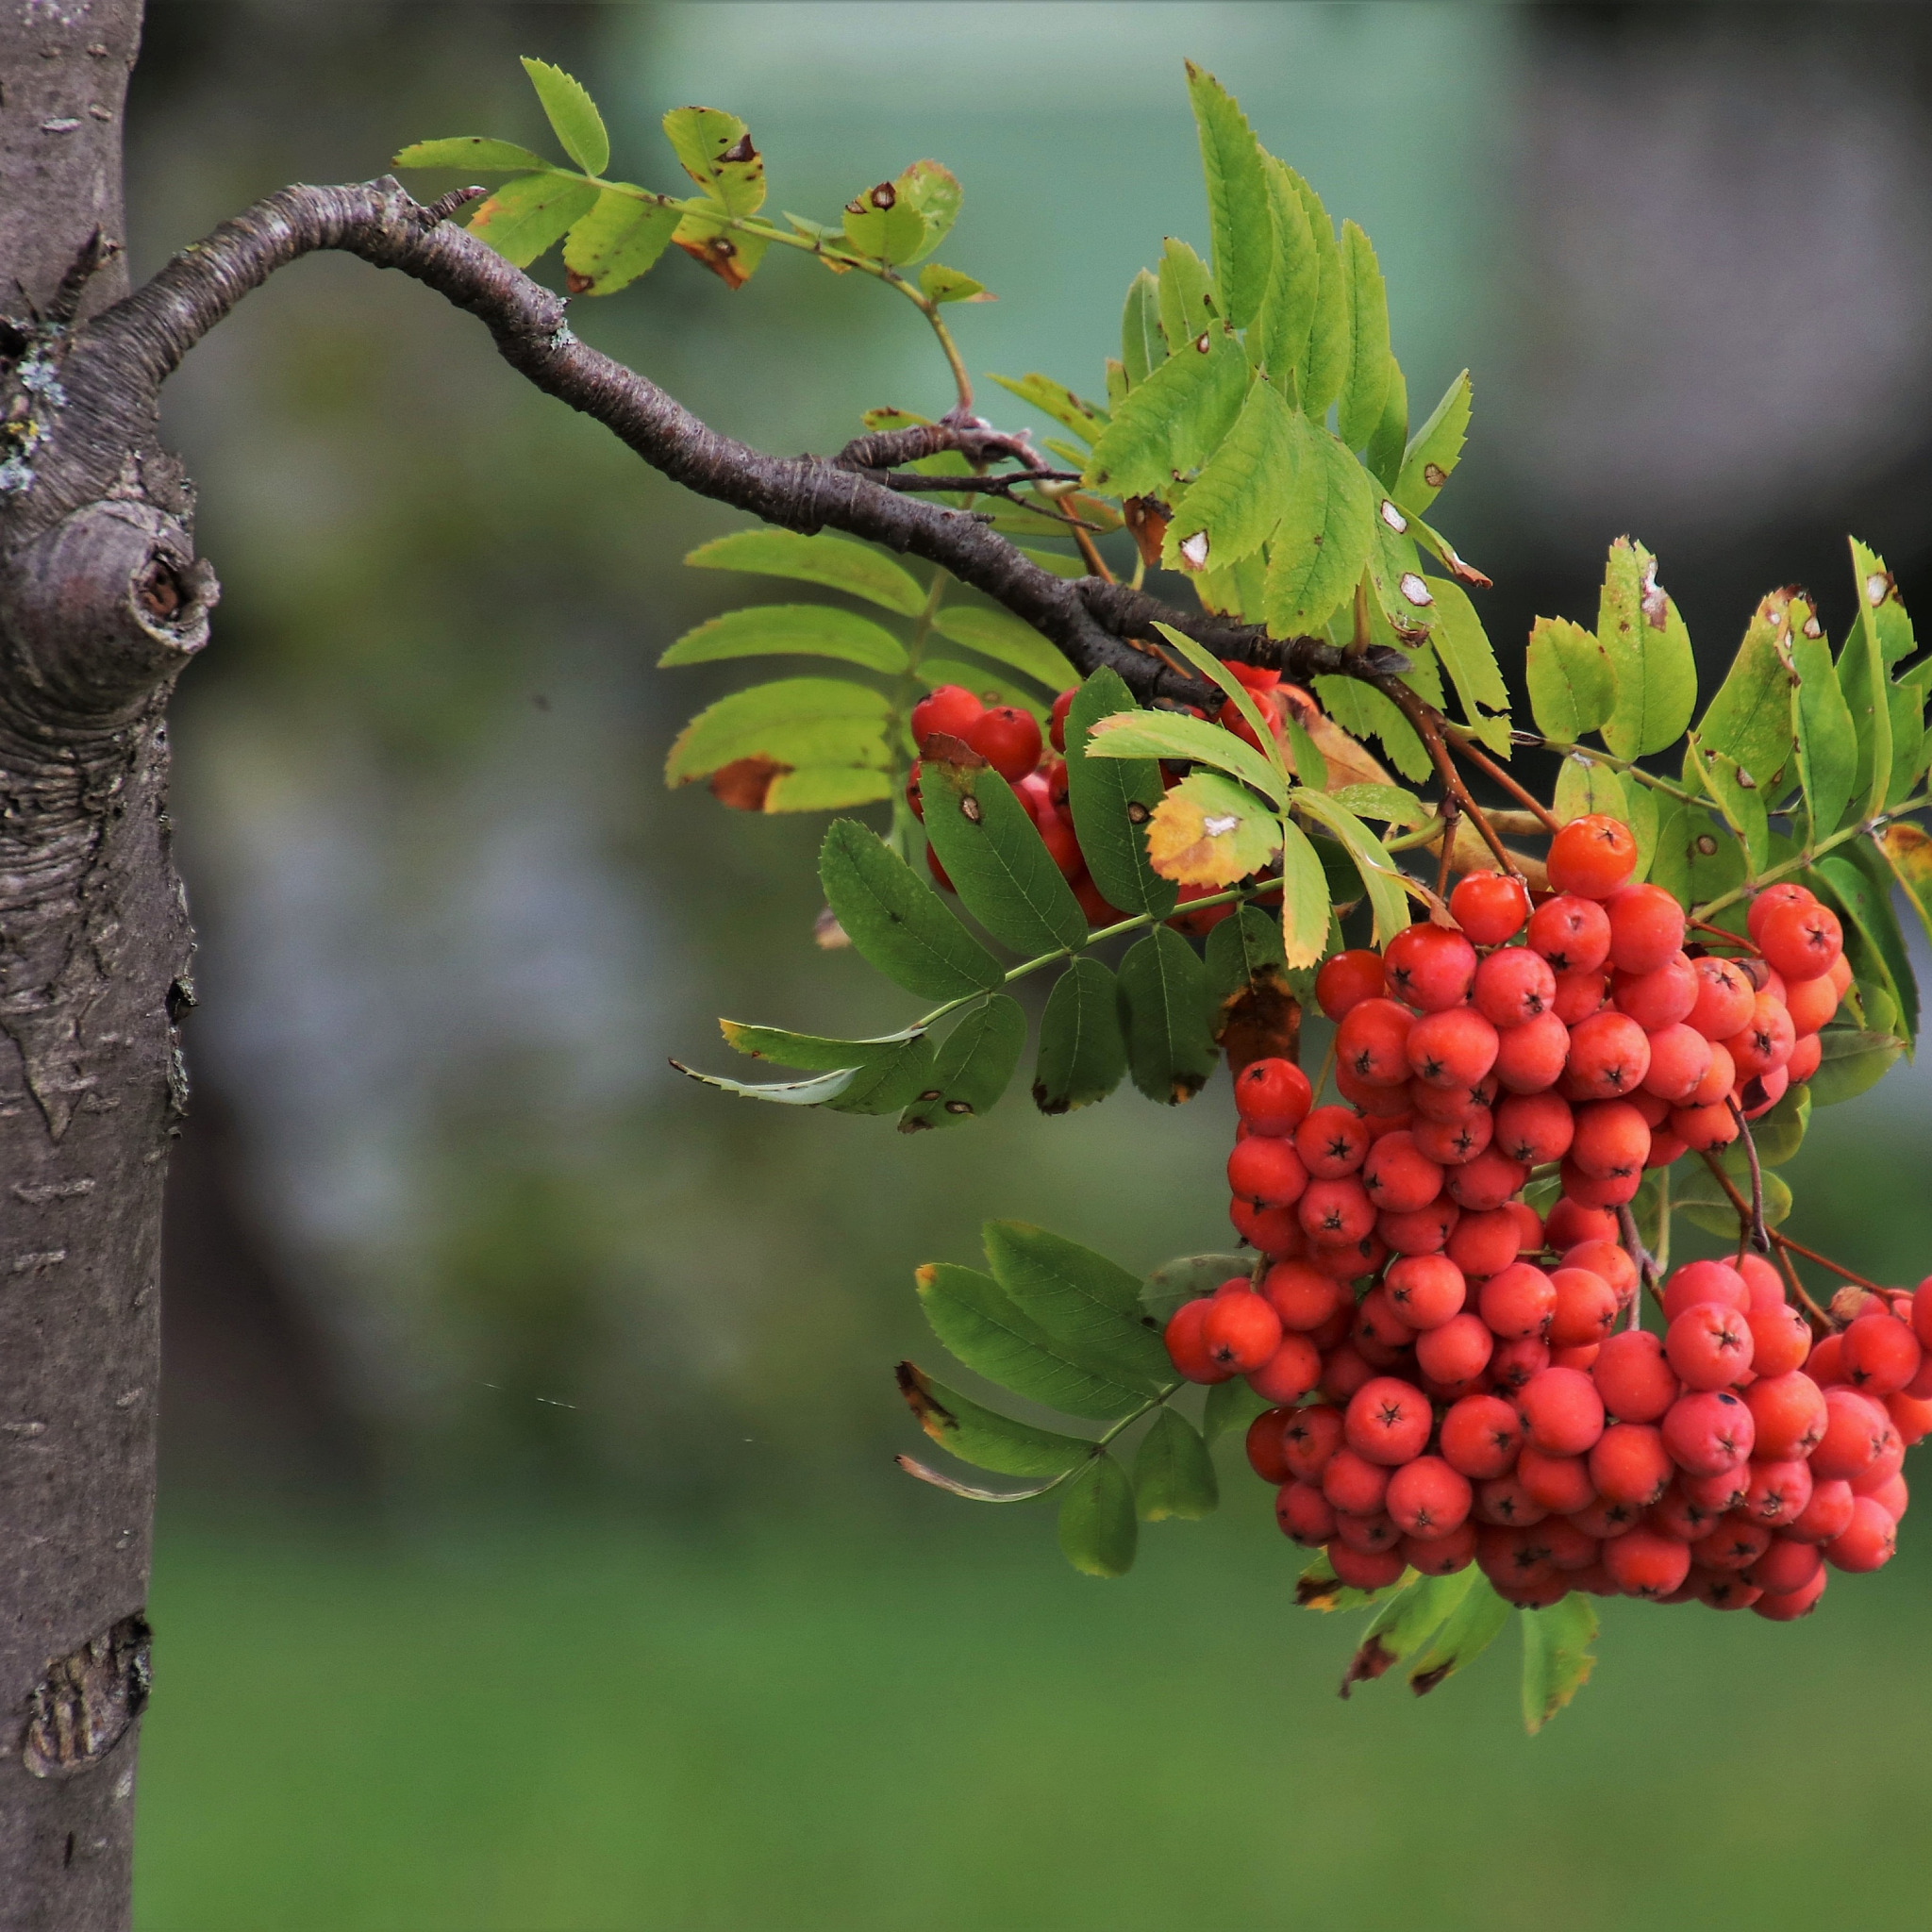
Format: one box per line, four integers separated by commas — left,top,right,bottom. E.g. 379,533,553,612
1772,1240,1835,1336
1441,724,1561,834
1384,685,1522,878
1616,1202,1664,1320
1434,795,1459,899
1772,1230,1890,1295
1724,1100,1771,1253
1690,918,1759,954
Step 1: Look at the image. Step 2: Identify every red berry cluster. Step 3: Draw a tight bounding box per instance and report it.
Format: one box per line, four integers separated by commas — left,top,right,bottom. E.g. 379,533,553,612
1162,821,1907,1618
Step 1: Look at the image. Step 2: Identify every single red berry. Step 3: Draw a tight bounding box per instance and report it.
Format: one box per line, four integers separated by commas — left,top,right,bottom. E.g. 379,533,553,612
1360,1131,1446,1214
1234,1057,1313,1136
1520,1365,1607,1456
1274,1479,1337,1545
1245,1409,1294,1484
1824,1494,1898,1572
1336,997,1414,1088
1493,1009,1572,1093
1692,1518,1772,1573
1744,1305,1813,1381
1384,1254,1467,1330
1662,1389,1756,1474
1315,948,1386,1021
1527,893,1613,973
1416,1311,1493,1388
1327,1542,1407,1591
1589,1422,1674,1506
1751,1566,1828,1620
1451,871,1531,946
1517,1445,1596,1513
1661,1259,1750,1323
1376,1198,1459,1257
1687,956,1757,1041
1610,952,1699,1030
1547,814,1640,899
1336,1062,1413,1115
1344,1375,1434,1466
1441,1146,1527,1213
1473,1474,1548,1526
1445,1207,1521,1280
1406,1008,1500,1090
1246,1331,1324,1406
1321,1444,1391,1515
1555,1157,1641,1209
1200,1290,1282,1374
1439,1392,1525,1479
1048,687,1076,754
1746,881,1816,944
1669,1098,1740,1153
1163,1297,1228,1383
1568,1100,1650,1180
1565,1010,1651,1099
1297,1175,1376,1245
1403,1521,1478,1574
1548,1266,1620,1349
1784,972,1840,1036
1757,899,1843,983
1591,1329,1679,1424
963,704,1042,781
1809,1387,1890,1481
1840,1310,1923,1396
1740,1457,1814,1527
1260,1260,1345,1333
1893,1390,1932,1445
1478,1261,1557,1341
1787,1475,1856,1545
1603,1525,1692,1599
1382,923,1477,1013
1552,969,1609,1027
1410,1108,1493,1168
1280,1404,1345,1480
1293,1106,1370,1179
1386,1455,1474,1538
1640,1022,1713,1104
1607,884,1688,974
1226,1136,1308,1208
1666,1302,1757,1391
1563,1238,1636,1307
1743,1534,1823,1596
1473,947,1557,1029
910,683,985,749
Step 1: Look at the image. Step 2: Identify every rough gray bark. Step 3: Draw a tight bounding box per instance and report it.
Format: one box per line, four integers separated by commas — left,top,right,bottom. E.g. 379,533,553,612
0,3,197,1926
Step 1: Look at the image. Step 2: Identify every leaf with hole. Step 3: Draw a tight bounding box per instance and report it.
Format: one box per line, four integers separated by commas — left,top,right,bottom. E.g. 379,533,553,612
920,758,1089,958
819,819,1004,1000
1158,377,1293,574
1145,772,1281,888
1597,538,1697,759
1032,958,1127,1115
898,996,1025,1132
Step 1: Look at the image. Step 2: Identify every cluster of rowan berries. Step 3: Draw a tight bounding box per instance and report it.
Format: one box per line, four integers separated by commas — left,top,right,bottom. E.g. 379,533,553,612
1163,823,1908,1618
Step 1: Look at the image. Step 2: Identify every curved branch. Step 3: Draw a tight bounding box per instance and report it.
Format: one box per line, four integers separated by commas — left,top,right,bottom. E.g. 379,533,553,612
45,177,1396,711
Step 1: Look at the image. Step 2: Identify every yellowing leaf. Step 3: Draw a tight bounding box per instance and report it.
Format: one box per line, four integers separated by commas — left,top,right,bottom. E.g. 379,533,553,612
1145,772,1281,886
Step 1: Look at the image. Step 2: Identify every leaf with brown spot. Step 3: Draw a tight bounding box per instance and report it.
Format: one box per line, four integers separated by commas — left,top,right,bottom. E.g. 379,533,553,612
892,1362,1092,1478
1145,772,1280,887
709,756,784,810
1122,496,1171,570
1407,1573,1509,1695
1340,1570,1472,1699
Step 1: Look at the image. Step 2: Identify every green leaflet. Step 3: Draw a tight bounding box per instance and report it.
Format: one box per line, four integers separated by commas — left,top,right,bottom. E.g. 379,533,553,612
922,758,1089,958
982,1221,1173,1387
1697,589,1800,791
1673,1160,1791,1241
675,1033,933,1113
1408,1574,1510,1694
660,604,908,674
1842,538,1898,821
1058,1453,1138,1577
915,1262,1149,1419
1525,616,1614,741
1340,1570,1475,1698
1336,220,1394,452
1270,818,1330,972
1063,670,1176,920
466,172,601,268
1157,237,1220,354
1284,165,1348,415
664,678,890,785
1311,676,1432,785
1813,854,1917,1044
1185,63,1273,330
1202,1376,1273,1444
1521,1595,1598,1734
897,1363,1091,1477
1194,554,1268,626
1807,1028,1905,1107
1366,364,1408,491
1204,902,1295,1020
1116,927,1220,1105
931,607,1077,691
1292,790,1407,945
1085,707,1287,808
561,190,680,295
1553,753,1627,826
1249,156,1318,390
898,996,1026,1132
1141,1253,1251,1325
1790,595,1857,841
1083,324,1248,498
893,159,963,263
1261,410,1376,637
986,373,1108,446
1133,1407,1219,1522
1144,772,1281,890
1159,379,1293,573
1295,1549,1412,1613
920,264,989,305
1624,779,1659,886
718,1019,924,1071
685,528,926,617
662,106,766,215
1696,746,1770,874
1121,269,1164,388
1597,537,1697,759
1324,783,1429,827
818,819,1004,1000
393,137,553,173
842,173,936,265
521,57,608,175
1393,370,1472,517
1750,1082,1811,1166
1424,575,1509,724
1032,958,1128,1114
1148,625,1289,771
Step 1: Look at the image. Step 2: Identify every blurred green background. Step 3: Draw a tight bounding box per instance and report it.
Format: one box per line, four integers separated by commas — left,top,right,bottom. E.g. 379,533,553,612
125,4,1932,1926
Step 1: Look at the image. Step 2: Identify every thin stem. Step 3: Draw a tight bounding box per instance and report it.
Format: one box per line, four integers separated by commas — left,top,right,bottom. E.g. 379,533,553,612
1386,685,1520,878
1440,724,1560,833
1310,1030,1338,1108
1434,795,1459,898
1616,1202,1663,1321
1772,1230,1890,1296
1519,734,1703,806
1689,917,1757,953
1694,795,1931,921
1773,1241,1834,1336
1724,1100,1771,1253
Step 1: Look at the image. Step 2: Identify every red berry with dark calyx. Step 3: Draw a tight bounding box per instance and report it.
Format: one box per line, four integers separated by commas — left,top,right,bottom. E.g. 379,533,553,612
1164,1297,1229,1383
1048,687,1076,754
1589,1422,1674,1507
1604,1526,1692,1600
1387,1456,1474,1539
1417,1312,1494,1389
1327,1543,1407,1591
1451,871,1532,946
910,684,984,749
1824,1495,1898,1573
1321,1446,1391,1516
1383,922,1478,1013
1274,1481,1337,1546
1247,1332,1324,1406
1841,1311,1924,1397
1403,1523,1478,1575
1294,1106,1371,1179
1547,814,1640,900
1474,947,1557,1029
1407,1008,1500,1089
1344,1375,1434,1466
1235,1058,1314,1137
1528,894,1613,974
1201,1291,1282,1374
1612,953,1699,1031
1279,1404,1344,1480
1337,998,1415,1088
1361,1132,1446,1215
1607,884,1688,974
1662,1389,1756,1475
1226,1136,1308,1208
1593,1329,1680,1424
1742,1371,1828,1460
1519,1366,1608,1456
1757,898,1843,983
1665,1301,1756,1391
1315,949,1387,1021
1548,1266,1620,1349
963,705,1042,781
1566,1010,1652,1100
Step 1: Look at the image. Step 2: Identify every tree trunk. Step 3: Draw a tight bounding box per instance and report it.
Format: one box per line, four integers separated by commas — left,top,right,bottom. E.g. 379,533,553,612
0,4,204,1924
